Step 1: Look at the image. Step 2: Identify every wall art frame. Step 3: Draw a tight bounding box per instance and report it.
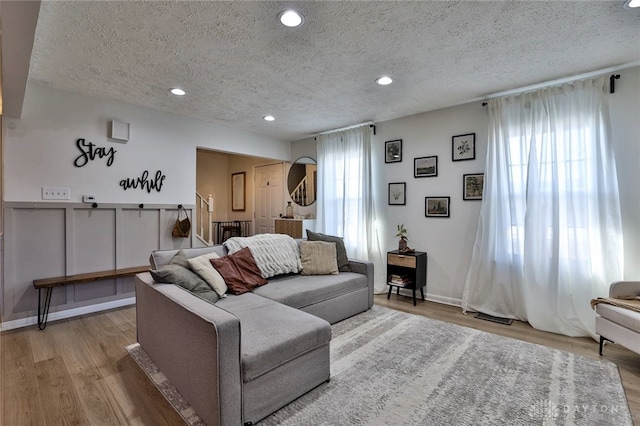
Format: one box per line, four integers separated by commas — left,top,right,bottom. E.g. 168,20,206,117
385,139,403,163
425,196,450,218
231,171,246,211
463,173,484,200
452,133,476,161
388,182,406,205
414,156,438,178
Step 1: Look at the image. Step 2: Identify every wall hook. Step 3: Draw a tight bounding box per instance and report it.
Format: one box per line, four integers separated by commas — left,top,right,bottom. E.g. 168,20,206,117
139,203,144,209
178,204,183,209
92,203,98,208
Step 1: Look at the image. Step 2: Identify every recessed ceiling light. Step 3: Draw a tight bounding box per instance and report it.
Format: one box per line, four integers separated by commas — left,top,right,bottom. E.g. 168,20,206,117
278,10,304,27
376,76,393,86
263,115,275,122
625,0,640,8
170,88,186,96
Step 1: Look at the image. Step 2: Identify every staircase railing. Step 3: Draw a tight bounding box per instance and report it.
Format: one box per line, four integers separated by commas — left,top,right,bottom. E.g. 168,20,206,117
195,192,214,245
291,175,309,205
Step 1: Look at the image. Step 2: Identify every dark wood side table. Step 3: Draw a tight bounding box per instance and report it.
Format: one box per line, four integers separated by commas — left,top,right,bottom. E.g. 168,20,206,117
386,250,427,306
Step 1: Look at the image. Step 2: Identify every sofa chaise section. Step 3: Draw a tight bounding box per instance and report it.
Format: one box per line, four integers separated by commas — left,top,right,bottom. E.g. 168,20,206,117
136,242,373,425
136,273,241,426
595,280,640,356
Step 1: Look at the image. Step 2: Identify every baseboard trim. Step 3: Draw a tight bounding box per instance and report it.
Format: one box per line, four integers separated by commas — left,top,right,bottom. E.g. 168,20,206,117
424,293,462,307
0,297,136,331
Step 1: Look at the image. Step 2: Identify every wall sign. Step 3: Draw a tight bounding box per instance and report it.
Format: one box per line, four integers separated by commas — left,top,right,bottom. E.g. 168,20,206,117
120,170,166,193
74,138,117,167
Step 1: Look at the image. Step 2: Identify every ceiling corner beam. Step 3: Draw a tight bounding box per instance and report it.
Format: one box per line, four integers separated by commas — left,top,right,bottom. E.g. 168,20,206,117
1,0,41,118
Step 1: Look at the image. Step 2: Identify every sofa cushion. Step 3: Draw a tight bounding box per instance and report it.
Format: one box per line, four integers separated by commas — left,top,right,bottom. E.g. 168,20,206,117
187,252,228,297
216,293,331,383
150,264,220,304
254,272,367,309
211,248,268,295
596,303,640,332
306,230,350,272
300,241,339,276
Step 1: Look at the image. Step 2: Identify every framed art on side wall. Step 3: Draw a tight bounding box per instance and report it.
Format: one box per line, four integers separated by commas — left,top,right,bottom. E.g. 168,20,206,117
388,182,406,205
463,173,484,200
425,196,450,217
414,156,438,178
452,133,476,161
385,139,402,163
231,172,246,211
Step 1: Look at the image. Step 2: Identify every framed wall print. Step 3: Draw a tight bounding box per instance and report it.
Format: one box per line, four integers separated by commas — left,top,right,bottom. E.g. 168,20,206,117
388,182,406,205
385,139,402,163
414,156,438,178
425,196,450,218
452,133,476,161
463,173,484,200
231,172,246,211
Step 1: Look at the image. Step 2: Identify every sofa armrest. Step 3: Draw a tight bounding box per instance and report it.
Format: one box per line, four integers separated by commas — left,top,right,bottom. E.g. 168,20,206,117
348,259,374,308
609,281,640,298
135,272,242,426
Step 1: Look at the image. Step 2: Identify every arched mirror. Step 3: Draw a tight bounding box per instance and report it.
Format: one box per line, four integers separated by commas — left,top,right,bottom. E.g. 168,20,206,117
287,157,317,206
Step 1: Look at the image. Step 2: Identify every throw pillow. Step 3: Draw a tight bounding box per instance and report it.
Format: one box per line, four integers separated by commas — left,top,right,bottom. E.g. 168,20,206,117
150,264,219,304
210,247,268,295
306,230,350,272
169,249,190,268
187,252,228,297
299,241,339,276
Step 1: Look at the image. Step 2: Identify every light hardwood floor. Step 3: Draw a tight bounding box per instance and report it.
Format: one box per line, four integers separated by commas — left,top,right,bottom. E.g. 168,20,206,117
1,297,639,424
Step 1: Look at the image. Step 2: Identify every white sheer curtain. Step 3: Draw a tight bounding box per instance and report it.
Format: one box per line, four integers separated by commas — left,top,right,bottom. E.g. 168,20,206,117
316,125,386,291
462,76,623,338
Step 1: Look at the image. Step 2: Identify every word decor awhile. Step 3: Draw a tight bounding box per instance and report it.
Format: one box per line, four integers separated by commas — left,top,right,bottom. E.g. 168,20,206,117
120,170,166,193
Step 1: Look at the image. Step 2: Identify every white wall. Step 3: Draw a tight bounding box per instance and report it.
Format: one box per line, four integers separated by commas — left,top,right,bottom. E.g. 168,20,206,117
375,102,489,305
4,83,290,204
294,66,640,304
609,66,640,282
1,83,291,326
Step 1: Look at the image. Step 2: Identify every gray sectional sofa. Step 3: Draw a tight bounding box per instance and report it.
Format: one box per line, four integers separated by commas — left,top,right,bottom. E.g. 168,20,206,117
135,243,374,426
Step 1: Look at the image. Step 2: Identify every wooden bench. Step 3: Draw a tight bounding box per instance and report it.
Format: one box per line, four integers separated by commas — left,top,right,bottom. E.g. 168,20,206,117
33,265,149,330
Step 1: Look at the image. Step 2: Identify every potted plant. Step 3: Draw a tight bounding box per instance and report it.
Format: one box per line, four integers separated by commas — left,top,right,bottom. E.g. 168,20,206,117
396,224,409,251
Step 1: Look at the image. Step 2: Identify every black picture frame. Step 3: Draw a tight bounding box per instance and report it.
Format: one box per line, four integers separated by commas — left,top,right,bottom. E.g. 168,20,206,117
425,196,450,218
414,156,438,178
463,173,484,200
231,172,246,211
385,139,402,163
388,182,406,205
452,133,476,161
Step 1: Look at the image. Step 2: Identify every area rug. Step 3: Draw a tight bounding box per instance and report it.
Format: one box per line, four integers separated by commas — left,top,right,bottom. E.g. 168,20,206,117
127,305,632,425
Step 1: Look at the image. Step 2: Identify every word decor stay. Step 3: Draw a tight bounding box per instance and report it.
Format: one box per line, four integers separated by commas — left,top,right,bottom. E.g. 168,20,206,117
73,138,117,167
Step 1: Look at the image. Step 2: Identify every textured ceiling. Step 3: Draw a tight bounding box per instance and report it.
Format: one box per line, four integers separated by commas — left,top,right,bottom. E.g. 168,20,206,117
27,1,640,141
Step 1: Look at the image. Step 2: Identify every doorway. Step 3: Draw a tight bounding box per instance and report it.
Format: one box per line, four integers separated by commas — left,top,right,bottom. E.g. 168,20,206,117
254,163,285,234
196,149,285,242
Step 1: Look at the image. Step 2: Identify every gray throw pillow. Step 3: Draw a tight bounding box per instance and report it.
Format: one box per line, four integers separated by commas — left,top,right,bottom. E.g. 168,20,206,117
151,264,220,304
169,249,190,268
306,230,350,272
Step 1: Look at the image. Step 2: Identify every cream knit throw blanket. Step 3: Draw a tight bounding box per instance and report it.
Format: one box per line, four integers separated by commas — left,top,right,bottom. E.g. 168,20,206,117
224,234,302,278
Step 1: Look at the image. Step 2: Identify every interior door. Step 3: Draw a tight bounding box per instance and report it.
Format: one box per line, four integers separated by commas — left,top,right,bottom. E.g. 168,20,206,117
254,163,284,234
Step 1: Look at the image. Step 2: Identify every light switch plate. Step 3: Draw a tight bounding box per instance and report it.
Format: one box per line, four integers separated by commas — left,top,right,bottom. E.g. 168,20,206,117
42,187,70,200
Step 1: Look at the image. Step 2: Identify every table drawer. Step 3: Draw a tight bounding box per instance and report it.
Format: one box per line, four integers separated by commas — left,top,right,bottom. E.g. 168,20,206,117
387,253,416,268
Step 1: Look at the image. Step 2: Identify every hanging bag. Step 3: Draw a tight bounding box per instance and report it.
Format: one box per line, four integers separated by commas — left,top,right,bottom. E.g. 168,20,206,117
172,205,191,238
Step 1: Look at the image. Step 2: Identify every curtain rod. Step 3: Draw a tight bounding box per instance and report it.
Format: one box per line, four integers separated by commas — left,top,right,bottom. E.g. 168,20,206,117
479,61,639,105
314,121,375,137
